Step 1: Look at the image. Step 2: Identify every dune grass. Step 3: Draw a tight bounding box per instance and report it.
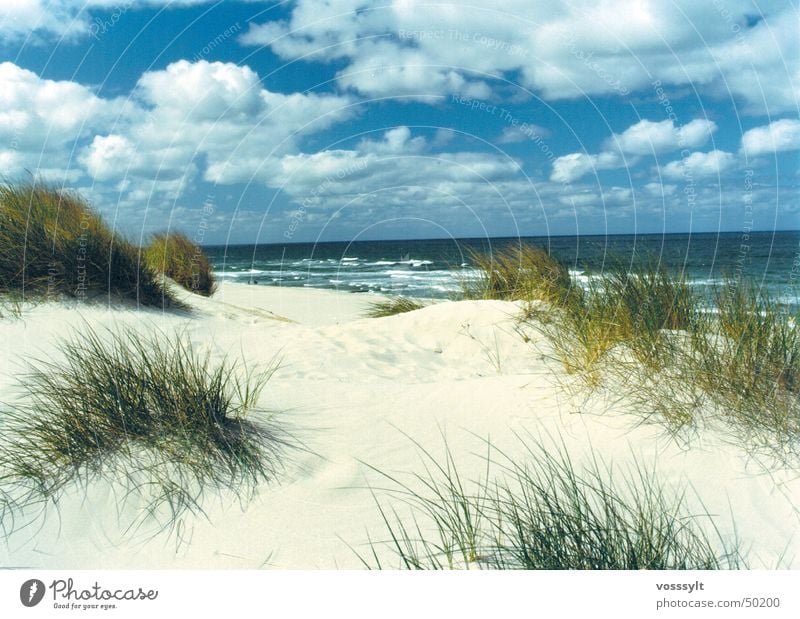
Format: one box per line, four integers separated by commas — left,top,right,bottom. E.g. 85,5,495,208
540,260,698,382
0,326,290,533
366,296,426,318
461,244,580,306
361,439,743,570
0,183,174,307
144,232,217,297
684,282,800,442
0,292,22,319
463,244,800,448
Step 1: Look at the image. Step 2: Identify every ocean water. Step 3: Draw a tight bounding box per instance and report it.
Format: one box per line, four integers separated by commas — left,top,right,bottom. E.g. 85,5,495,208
205,231,800,305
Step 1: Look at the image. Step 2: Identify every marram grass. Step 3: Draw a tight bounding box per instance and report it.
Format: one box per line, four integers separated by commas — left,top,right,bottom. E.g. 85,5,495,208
359,438,743,570
0,183,175,307
461,243,580,306
0,326,291,533
539,259,698,382
366,296,426,318
464,244,800,451
144,232,217,297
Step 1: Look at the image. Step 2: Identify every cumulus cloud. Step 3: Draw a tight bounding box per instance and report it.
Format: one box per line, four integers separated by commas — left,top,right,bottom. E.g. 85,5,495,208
0,57,359,208
604,119,717,155
0,1,224,41
271,146,522,197
357,126,427,154
0,61,126,178
550,151,625,183
242,0,799,114
0,62,121,145
77,60,355,189
81,135,137,181
642,182,677,197
550,117,721,183
230,126,527,223
661,150,737,180
741,119,800,156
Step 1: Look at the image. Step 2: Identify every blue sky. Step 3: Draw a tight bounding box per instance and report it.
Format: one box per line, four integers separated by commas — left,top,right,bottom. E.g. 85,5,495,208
0,1,798,244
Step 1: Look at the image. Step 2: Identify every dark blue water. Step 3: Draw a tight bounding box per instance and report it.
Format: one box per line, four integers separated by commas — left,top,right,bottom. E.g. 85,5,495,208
204,231,800,304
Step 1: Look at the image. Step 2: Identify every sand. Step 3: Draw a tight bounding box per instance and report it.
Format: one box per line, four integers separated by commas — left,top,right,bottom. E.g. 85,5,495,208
0,283,798,569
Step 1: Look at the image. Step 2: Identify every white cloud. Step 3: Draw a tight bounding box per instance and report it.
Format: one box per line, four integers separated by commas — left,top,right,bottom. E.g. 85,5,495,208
741,119,800,156
551,117,722,183
0,0,84,40
0,61,127,179
0,62,120,146
558,186,631,209
335,45,493,100
550,151,624,183
136,60,264,122
661,150,737,180
271,148,521,196
81,134,137,181
0,58,357,208
642,182,677,197
605,119,717,155
496,124,551,144
0,1,226,41
77,60,355,189
242,0,799,114
357,126,427,154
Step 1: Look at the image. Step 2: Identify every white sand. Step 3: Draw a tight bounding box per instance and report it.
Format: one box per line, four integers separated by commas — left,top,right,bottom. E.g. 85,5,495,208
0,283,798,569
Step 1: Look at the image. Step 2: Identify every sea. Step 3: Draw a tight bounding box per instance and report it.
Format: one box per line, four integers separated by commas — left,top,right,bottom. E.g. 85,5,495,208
205,231,800,306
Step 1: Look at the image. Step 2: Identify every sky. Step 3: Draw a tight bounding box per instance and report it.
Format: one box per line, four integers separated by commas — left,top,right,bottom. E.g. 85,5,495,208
0,0,798,245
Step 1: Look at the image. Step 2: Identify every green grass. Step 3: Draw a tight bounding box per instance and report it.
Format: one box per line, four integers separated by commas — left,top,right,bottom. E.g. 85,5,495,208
0,326,290,533
144,232,217,297
360,438,743,570
463,246,800,449
460,243,580,306
540,260,698,382
0,183,175,307
598,260,696,366
0,292,22,319
684,281,800,442
365,296,426,318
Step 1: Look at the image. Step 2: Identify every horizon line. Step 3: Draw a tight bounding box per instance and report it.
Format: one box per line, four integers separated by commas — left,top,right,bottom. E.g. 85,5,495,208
202,228,800,248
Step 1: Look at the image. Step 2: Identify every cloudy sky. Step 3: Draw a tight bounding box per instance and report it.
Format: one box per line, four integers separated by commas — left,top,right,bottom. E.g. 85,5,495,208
0,1,798,244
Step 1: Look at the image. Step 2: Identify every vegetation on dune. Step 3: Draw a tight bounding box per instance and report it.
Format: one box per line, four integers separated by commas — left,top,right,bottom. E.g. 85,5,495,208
564,273,800,444
461,244,580,306
464,243,800,450
144,232,217,297
0,183,175,307
685,282,800,442
365,296,426,318
0,326,290,533
361,439,743,570
540,260,698,382
0,292,22,320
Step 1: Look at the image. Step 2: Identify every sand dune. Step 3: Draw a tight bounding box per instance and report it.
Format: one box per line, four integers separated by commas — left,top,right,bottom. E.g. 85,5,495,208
0,283,798,569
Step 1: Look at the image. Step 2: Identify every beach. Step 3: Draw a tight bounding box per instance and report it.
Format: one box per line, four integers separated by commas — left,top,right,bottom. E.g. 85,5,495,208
1,282,798,569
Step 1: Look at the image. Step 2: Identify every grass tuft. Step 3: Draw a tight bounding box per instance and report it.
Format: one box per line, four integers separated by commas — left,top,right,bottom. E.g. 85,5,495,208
0,326,290,533
463,246,800,451
461,244,580,306
0,182,175,307
361,438,743,570
144,232,217,297
542,259,698,380
0,292,23,319
685,280,800,442
365,296,426,318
